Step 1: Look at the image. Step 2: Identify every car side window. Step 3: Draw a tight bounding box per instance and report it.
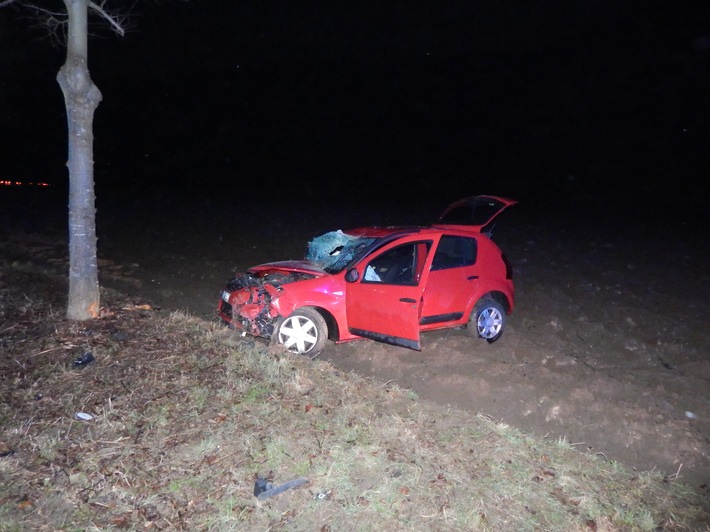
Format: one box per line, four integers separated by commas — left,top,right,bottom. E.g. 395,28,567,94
364,242,421,285
431,235,477,271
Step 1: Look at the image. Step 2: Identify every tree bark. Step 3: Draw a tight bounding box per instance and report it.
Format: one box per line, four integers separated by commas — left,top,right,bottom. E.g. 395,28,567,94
56,0,102,320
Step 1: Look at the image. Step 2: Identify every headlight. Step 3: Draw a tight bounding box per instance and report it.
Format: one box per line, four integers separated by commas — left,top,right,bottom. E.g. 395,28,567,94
221,290,231,303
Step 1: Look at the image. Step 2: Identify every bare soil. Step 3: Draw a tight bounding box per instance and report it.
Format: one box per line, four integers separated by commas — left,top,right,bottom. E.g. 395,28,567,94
5,189,710,493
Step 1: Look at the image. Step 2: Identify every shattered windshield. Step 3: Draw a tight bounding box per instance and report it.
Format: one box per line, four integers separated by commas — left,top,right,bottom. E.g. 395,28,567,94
306,230,378,274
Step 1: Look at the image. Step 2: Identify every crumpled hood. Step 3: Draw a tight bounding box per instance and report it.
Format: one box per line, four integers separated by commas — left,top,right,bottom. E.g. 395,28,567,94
249,260,327,276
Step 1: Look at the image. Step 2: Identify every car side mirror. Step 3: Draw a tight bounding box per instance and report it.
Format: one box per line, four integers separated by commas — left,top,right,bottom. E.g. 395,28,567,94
345,268,360,283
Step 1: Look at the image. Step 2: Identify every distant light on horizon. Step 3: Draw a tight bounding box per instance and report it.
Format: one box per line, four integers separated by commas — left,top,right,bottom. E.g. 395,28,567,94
0,180,51,187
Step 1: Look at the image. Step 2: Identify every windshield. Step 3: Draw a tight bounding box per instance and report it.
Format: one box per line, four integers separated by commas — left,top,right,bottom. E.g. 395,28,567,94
306,230,378,274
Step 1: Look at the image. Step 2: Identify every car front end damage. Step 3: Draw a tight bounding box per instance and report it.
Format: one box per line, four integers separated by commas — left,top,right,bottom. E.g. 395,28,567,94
218,269,318,339
218,231,378,342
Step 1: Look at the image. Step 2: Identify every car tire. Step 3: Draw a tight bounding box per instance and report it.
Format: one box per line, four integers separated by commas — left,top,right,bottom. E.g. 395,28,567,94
469,298,506,343
276,307,328,356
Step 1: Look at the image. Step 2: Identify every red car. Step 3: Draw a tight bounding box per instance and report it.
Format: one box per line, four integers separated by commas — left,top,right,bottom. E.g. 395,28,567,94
218,195,517,357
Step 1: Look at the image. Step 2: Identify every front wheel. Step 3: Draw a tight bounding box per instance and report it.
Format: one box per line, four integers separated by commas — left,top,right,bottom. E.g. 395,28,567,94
276,308,328,356
469,299,506,343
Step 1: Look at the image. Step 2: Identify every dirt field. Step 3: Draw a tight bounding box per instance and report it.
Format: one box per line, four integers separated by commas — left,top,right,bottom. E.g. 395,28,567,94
5,189,710,493
89,191,709,493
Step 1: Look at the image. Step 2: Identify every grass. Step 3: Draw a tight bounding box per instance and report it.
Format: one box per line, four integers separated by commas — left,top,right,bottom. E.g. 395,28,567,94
0,253,709,530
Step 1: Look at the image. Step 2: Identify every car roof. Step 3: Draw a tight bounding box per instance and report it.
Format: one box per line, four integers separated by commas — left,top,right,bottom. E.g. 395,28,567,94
342,225,486,241
343,226,420,238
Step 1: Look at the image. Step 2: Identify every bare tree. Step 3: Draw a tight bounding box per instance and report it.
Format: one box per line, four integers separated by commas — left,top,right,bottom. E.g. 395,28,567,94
3,0,125,320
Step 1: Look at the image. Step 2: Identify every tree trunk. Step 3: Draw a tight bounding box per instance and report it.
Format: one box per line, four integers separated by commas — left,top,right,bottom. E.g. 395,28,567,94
56,0,102,320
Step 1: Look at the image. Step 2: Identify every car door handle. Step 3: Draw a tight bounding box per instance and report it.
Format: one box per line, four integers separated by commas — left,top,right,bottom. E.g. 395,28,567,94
467,275,479,280
400,297,417,303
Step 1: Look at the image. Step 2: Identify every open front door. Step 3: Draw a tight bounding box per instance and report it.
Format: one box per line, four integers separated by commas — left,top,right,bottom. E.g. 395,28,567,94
346,239,431,350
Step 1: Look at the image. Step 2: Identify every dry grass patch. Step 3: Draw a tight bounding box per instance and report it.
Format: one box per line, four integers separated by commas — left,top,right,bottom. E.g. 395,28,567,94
0,256,708,531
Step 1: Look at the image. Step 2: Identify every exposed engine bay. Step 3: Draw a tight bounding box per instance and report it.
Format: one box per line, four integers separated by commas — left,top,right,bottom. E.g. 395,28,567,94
219,270,317,338
219,230,377,339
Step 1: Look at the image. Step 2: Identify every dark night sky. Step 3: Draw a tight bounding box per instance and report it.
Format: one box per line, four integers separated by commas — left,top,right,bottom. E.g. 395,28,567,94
1,1,709,214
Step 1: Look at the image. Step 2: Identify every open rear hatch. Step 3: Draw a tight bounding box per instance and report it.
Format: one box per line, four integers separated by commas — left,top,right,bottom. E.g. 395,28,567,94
436,195,517,234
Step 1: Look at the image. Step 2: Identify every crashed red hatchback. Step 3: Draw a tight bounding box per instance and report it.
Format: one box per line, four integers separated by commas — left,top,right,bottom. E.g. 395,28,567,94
217,195,517,357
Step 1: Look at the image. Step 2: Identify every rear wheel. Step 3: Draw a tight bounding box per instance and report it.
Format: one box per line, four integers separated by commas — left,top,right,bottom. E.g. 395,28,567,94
469,298,506,343
276,308,328,356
